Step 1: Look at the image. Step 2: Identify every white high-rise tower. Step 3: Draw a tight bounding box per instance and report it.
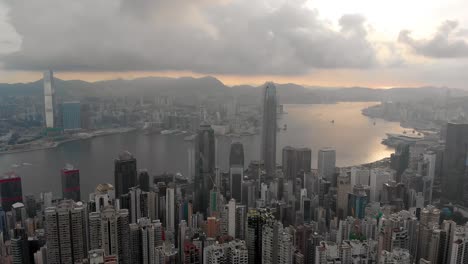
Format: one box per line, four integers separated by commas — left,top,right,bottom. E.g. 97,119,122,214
43,70,56,128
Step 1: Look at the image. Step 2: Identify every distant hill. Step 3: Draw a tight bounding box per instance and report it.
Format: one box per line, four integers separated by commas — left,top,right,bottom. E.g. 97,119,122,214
1,76,467,105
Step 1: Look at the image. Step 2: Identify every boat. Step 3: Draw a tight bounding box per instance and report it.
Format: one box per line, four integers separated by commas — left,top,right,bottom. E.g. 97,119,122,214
161,130,174,135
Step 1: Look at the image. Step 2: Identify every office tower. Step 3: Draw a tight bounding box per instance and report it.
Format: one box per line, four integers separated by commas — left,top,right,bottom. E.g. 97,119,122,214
442,123,468,204
229,142,244,202
61,164,81,201
336,173,351,219
381,180,405,211
347,185,369,219
317,148,336,182
0,173,23,212
166,184,176,231
283,147,312,190
194,124,215,216
24,195,37,218
261,82,277,181
61,101,81,130
44,201,88,264
43,70,57,128
138,170,150,192
114,151,137,198
246,209,274,263
391,143,410,182
369,168,393,202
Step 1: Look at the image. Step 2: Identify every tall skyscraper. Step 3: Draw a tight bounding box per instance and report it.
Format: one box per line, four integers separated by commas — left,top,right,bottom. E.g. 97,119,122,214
194,124,215,216
61,164,81,202
442,122,468,204
43,70,57,128
166,184,176,231
261,82,277,181
230,142,244,202
282,146,312,192
61,101,81,130
0,173,23,211
317,148,336,182
138,170,150,192
114,151,137,199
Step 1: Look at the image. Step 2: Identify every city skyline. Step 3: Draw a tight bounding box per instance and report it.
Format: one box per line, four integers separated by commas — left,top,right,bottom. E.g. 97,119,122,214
1,1,468,263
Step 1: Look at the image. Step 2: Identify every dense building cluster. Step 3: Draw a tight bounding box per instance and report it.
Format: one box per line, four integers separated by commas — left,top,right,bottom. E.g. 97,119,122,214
0,83,467,264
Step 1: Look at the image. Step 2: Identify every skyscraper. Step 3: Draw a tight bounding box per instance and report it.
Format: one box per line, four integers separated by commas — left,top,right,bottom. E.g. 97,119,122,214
318,148,336,182
43,70,57,128
61,101,81,130
0,173,23,211
166,184,176,231
114,151,137,199
138,170,150,192
61,164,81,202
44,201,88,264
230,142,244,202
282,146,312,192
442,122,468,204
194,124,215,216
261,82,277,181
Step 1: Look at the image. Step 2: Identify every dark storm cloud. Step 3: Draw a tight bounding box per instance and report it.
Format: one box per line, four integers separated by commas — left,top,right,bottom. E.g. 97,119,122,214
399,20,468,58
1,0,381,74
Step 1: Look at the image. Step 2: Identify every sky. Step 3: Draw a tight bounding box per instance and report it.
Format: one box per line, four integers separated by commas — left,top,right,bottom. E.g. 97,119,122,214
1,0,468,88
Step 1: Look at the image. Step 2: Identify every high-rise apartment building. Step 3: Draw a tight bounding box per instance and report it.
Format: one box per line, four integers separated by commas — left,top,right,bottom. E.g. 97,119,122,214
262,82,277,181
44,201,88,264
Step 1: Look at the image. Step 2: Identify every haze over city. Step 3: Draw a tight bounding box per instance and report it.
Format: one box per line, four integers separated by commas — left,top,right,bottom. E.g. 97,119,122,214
1,1,468,264
1,0,468,88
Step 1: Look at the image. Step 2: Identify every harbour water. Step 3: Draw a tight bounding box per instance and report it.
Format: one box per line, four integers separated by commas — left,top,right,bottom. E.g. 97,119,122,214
0,102,406,197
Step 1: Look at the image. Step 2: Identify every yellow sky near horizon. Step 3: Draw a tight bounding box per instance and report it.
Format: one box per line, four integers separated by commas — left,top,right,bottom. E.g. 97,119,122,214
0,69,430,89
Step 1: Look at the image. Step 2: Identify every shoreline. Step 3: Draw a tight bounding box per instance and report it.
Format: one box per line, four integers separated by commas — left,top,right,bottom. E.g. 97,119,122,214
0,128,136,155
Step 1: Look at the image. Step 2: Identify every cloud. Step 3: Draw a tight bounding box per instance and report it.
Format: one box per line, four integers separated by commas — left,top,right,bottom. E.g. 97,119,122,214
0,0,384,75
399,20,468,58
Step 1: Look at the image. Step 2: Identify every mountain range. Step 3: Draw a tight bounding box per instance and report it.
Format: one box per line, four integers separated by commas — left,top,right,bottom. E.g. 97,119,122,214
1,76,467,105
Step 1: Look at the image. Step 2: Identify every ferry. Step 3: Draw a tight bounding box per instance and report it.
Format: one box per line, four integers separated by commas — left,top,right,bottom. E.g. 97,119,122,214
382,132,424,147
